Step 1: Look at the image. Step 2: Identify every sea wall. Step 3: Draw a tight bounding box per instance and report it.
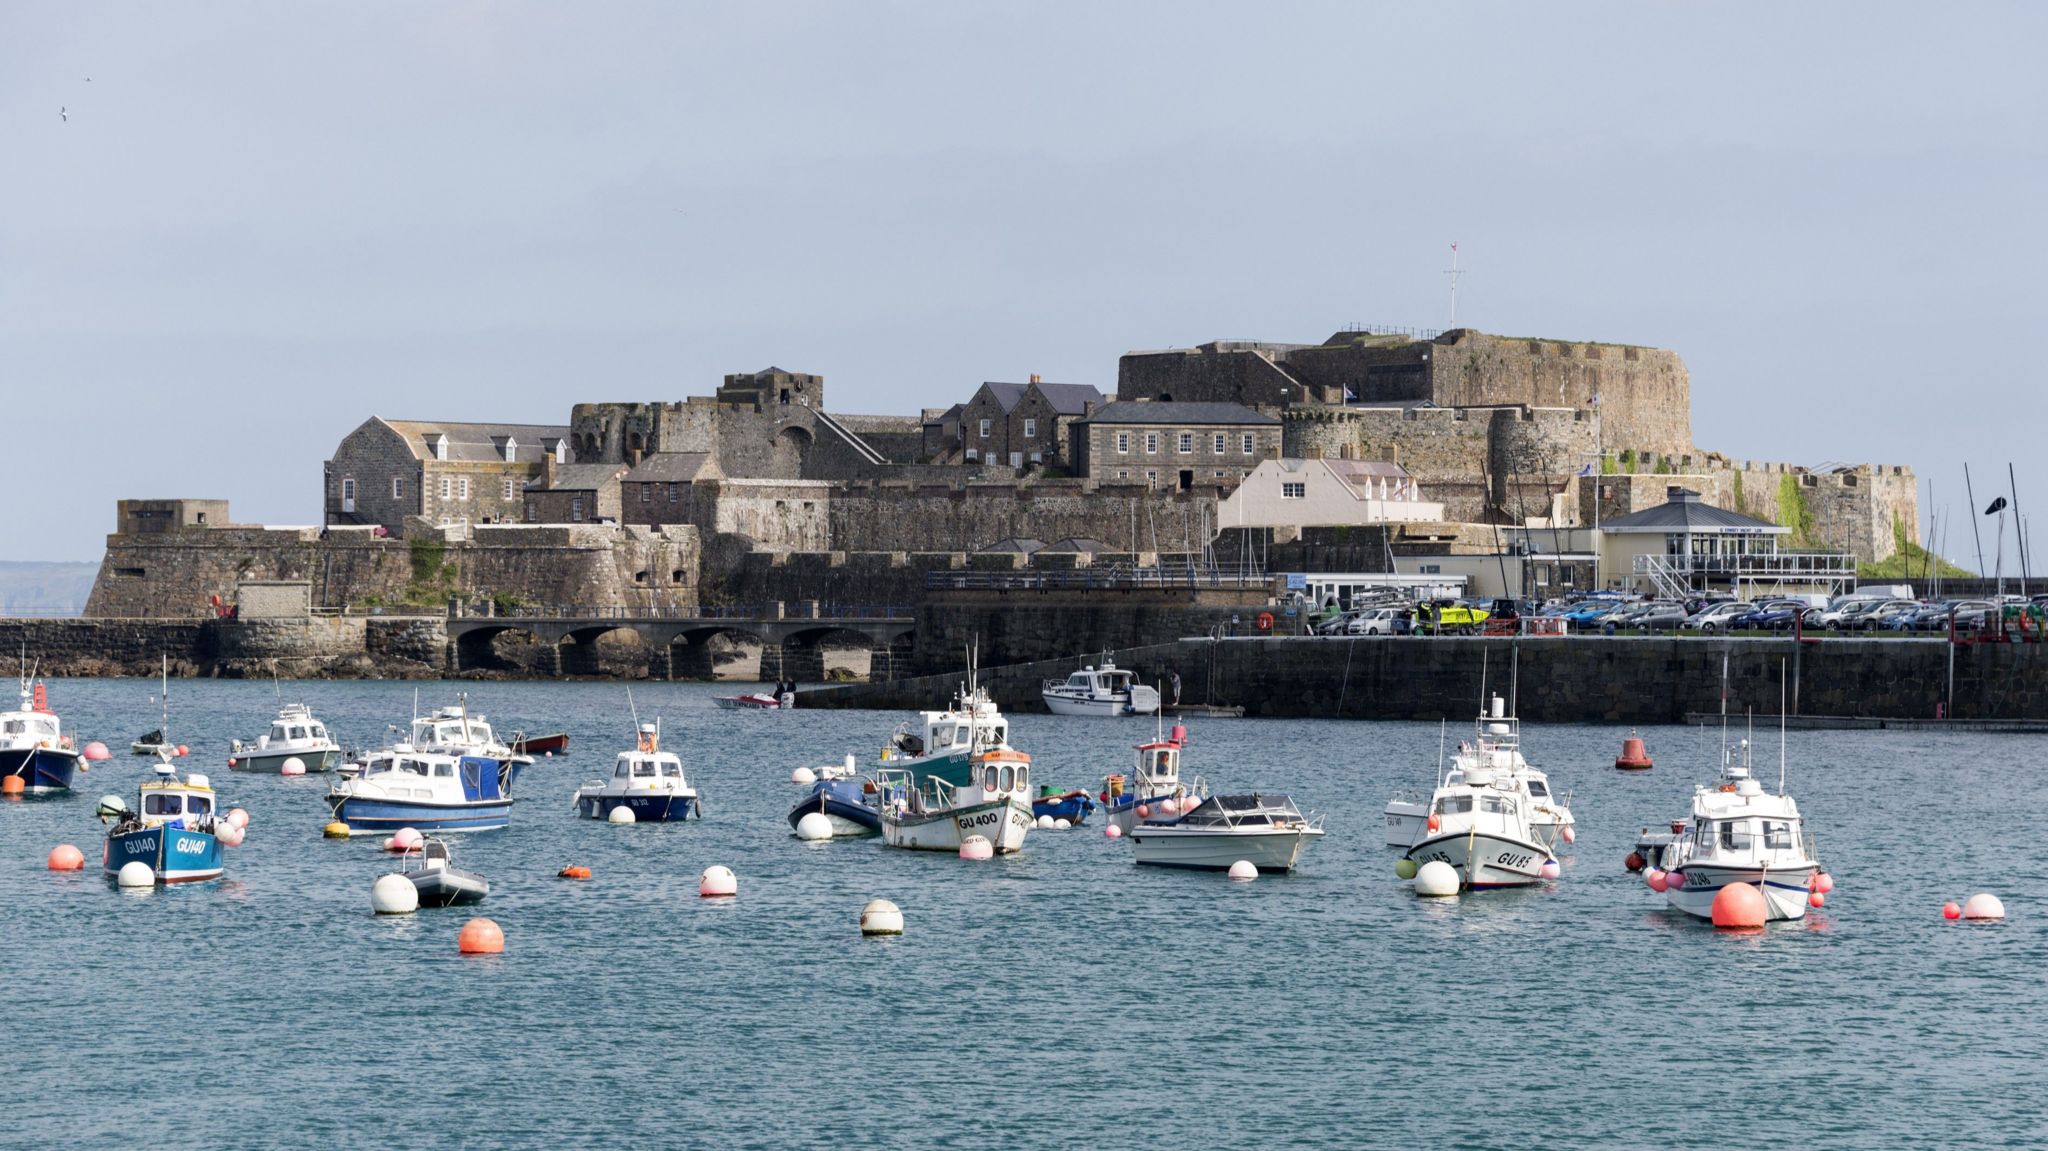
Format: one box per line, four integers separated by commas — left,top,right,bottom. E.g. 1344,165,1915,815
0,617,452,678
800,635,2048,722
827,480,1223,554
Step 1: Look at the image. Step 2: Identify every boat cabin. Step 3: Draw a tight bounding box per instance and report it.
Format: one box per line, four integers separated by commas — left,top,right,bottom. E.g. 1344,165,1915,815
410,710,498,750
1054,665,1136,698
1432,783,1532,837
1,710,62,747
891,696,1008,761
265,716,330,747
361,753,509,800
1168,793,1308,829
610,751,688,786
138,770,216,828
974,751,1031,796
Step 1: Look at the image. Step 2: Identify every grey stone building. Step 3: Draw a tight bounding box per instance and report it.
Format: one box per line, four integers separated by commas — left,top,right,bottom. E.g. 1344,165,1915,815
324,418,569,533
952,376,1109,469
523,460,629,524
1068,401,1280,490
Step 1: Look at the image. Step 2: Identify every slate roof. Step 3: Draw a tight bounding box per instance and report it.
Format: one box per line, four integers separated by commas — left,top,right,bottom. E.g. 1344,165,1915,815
1041,536,1115,554
622,453,716,483
977,537,1047,554
525,464,627,493
976,381,1110,415
381,419,568,464
1077,401,1279,426
1599,487,1787,533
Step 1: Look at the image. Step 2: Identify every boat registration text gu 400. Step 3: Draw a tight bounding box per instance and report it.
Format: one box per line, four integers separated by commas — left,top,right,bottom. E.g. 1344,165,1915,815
1659,737,1822,923
100,762,230,884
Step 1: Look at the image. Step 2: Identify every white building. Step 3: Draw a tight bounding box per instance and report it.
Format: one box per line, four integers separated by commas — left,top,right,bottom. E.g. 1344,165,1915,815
1218,458,1445,536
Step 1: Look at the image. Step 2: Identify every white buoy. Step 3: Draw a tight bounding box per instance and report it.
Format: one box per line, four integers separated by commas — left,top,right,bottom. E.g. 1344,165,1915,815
372,872,419,915
117,860,154,888
792,766,817,787
1963,892,2006,920
1104,824,1122,839
1227,859,1258,881
795,811,835,841
1054,818,1072,830
280,757,307,776
1414,860,1460,898
699,865,737,897
608,805,636,825
226,808,251,830
1035,814,1054,829
844,753,857,772
860,898,904,936
391,826,422,852
958,835,994,861
215,821,245,848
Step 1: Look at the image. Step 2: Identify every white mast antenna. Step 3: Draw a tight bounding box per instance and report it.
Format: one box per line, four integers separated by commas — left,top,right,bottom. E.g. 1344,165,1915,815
1444,241,1463,330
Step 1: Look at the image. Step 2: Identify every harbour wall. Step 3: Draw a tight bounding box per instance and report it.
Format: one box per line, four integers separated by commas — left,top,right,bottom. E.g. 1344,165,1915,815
0,617,453,679
797,635,2048,723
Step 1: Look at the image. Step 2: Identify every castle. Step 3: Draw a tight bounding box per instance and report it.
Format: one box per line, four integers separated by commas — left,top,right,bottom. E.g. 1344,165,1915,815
86,325,1918,627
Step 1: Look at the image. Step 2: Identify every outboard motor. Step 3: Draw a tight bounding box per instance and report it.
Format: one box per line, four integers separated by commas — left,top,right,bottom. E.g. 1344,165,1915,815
96,794,131,823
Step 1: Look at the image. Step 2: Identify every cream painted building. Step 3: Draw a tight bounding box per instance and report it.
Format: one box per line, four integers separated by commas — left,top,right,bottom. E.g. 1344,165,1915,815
1218,458,1445,535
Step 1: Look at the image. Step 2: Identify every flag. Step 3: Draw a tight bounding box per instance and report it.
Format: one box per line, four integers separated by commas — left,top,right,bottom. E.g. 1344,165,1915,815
1985,496,2008,515
1577,463,1593,477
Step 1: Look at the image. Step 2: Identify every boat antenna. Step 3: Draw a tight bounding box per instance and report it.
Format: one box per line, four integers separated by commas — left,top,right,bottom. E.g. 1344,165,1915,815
160,653,169,745
1478,646,1489,717
1779,657,1788,795
1437,718,1447,788
1509,641,1519,718
459,692,472,745
272,659,283,705
627,686,640,733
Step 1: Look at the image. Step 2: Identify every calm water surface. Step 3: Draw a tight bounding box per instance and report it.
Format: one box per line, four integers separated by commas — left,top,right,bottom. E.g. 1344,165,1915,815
5,678,2042,1150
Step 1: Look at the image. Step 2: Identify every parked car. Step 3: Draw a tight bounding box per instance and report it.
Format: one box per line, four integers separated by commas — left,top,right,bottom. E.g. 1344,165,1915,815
1682,601,1756,633
1726,599,1806,630
1632,601,1693,631
1562,600,1624,627
1851,598,1919,632
1346,607,1409,636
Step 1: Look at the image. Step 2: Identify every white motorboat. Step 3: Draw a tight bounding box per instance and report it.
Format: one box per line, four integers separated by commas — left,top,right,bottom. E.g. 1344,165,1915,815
1,670,82,795
1660,737,1822,922
573,721,699,822
1402,749,1558,890
1385,695,1574,849
712,692,791,710
327,749,519,834
230,702,341,773
1042,657,1160,717
875,683,1014,777
342,697,533,778
876,744,1034,854
1128,793,1324,873
1102,722,1207,834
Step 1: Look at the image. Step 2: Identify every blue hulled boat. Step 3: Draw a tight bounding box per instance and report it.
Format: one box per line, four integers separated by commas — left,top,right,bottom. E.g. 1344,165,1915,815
1,675,82,795
573,722,700,822
786,769,881,837
327,750,519,834
101,764,229,884
1032,788,1097,826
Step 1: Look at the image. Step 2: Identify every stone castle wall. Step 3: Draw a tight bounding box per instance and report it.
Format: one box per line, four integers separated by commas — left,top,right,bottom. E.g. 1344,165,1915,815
1282,405,1595,523
826,480,1225,554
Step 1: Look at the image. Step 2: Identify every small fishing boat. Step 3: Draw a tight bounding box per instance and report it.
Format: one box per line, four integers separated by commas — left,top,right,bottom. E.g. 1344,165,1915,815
1,668,81,796
326,751,520,834
1402,751,1558,890
510,732,570,757
786,756,881,837
572,721,699,822
1659,736,1822,923
1129,793,1324,872
1042,656,1160,717
877,744,1035,854
396,838,490,906
1102,723,1205,834
1032,786,1096,826
100,762,229,884
340,697,533,779
1385,694,1574,849
230,701,341,773
713,680,796,710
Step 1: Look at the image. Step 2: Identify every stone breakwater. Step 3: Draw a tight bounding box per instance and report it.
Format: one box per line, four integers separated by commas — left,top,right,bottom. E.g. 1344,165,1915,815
0,617,454,679
797,635,2048,724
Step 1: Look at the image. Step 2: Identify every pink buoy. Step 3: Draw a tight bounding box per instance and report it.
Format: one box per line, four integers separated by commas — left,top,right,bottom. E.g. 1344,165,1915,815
1813,872,1834,894
1104,824,1122,839
1711,882,1767,929
1135,804,1151,820
175,745,188,757
1942,901,1962,920
47,844,86,871
215,822,245,848
1561,825,1576,845
1157,798,1179,816
1808,891,1824,908
226,808,250,830
389,826,423,853
1645,868,1668,892
1539,859,1561,880
83,741,111,761
1665,871,1684,890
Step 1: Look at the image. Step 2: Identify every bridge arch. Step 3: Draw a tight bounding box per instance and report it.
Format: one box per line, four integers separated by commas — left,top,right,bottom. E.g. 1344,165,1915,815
452,623,546,674
667,625,769,682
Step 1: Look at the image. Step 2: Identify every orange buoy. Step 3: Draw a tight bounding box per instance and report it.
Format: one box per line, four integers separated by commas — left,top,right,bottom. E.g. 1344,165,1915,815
1,775,23,796
1426,813,1441,833
1614,731,1653,770
557,865,591,880
458,917,505,954
48,844,86,871
1942,901,1962,920
1710,882,1768,929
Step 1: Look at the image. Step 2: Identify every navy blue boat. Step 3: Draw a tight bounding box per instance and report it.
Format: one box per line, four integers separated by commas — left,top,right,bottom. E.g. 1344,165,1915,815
786,774,881,837
1032,788,1097,826
327,751,519,834
1,677,82,795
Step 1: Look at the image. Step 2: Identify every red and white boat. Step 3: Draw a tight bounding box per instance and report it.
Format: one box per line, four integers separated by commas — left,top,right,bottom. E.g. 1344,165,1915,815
713,688,794,711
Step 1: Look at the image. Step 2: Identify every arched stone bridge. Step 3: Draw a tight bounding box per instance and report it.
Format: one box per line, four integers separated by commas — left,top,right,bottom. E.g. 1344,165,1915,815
444,606,915,681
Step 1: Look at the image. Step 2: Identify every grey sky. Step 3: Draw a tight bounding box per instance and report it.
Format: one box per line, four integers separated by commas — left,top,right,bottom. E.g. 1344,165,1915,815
6,2,2044,572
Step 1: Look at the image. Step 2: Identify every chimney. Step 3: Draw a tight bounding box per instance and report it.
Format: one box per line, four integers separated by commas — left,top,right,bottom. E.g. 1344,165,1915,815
1029,373,1041,384
542,453,557,488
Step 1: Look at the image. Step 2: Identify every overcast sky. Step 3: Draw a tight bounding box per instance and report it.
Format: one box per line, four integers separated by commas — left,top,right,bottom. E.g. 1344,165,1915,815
5,2,2044,572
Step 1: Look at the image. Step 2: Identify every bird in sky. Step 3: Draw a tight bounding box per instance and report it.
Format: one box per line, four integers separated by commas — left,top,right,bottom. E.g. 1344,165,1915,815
60,106,67,121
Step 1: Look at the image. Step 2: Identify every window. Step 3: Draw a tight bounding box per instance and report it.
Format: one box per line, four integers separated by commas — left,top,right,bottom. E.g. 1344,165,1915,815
1023,418,1037,438
1213,433,1227,453
1242,433,1255,455
432,435,448,461
1116,469,1129,480
501,478,515,501
640,484,651,504
341,478,357,508
979,418,991,439
439,477,451,500
571,496,585,522
1281,482,1306,499
501,437,517,462
1145,470,1158,489
1144,432,1159,454
457,477,470,501
392,477,404,499
1029,451,1042,463
1116,432,1132,454
966,448,979,462
1177,432,1194,454
667,483,678,503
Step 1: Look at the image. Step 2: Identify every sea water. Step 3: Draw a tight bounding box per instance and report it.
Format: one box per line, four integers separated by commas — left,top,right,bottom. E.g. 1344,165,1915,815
4,678,2043,1150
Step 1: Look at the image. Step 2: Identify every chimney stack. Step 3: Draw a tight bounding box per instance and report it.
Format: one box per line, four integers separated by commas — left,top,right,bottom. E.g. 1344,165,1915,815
1029,373,1042,384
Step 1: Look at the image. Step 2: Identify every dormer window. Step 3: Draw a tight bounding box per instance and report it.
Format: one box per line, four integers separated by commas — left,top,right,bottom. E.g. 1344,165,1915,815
499,436,518,462
431,434,449,461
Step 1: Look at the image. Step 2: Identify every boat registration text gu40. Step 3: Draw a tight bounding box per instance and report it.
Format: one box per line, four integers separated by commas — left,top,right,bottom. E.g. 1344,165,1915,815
99,762,231,884
1659,737,1822,923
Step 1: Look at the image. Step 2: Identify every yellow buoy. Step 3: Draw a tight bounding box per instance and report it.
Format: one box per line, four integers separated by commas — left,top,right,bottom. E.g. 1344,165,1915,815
323,821,352,839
